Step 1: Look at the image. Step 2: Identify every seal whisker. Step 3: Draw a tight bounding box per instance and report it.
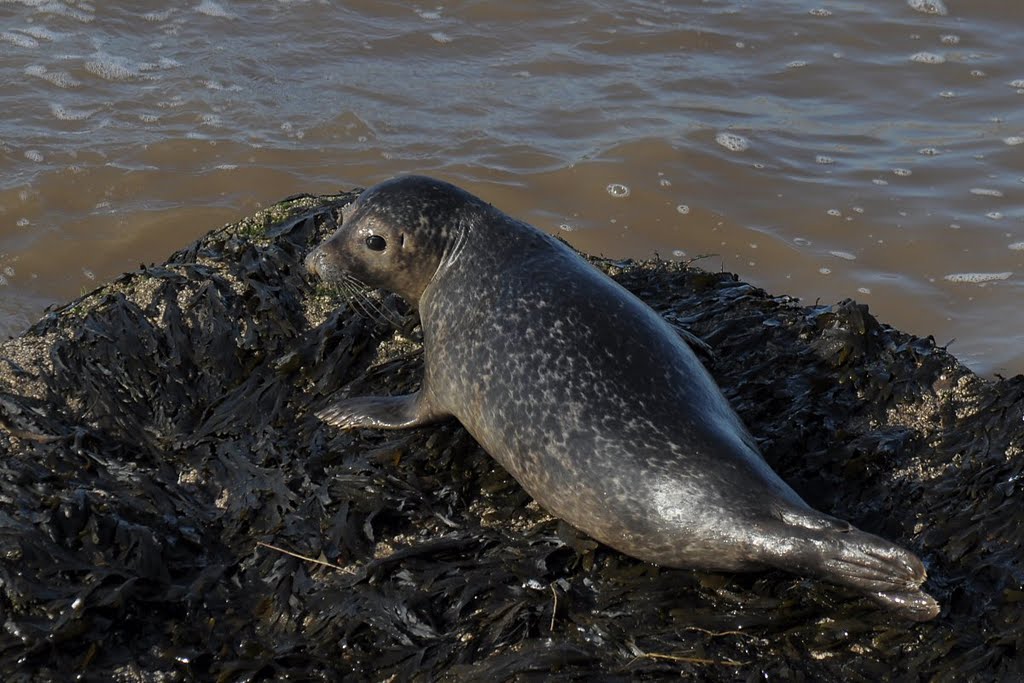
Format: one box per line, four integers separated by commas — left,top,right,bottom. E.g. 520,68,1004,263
337,277,406,329
345,287,404,327
325,278,378,323
337,283,381,322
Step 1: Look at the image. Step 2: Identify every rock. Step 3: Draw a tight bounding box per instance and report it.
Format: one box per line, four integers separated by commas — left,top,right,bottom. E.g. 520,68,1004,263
0,191,1021,680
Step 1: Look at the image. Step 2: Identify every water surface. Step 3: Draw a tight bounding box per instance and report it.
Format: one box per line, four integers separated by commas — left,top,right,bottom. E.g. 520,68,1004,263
1,0,1022,373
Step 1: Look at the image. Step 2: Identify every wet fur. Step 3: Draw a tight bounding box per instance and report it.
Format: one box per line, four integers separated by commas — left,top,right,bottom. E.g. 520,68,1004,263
306,175,939,621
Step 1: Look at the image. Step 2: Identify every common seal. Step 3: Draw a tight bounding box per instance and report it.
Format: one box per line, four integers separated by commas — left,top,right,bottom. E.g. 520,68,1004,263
305,175,939,621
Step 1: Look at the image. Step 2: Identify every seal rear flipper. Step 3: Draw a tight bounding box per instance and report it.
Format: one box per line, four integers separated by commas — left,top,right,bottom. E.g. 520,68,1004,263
756,522,940,621
777,506,852,533
866,588,941,622
317,390,448,430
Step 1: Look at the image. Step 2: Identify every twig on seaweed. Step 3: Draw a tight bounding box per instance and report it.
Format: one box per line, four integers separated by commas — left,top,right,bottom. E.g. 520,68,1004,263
549,583,559,632
632,651,749,667
257,541,346,571
0,415,61,443
683,626,758,640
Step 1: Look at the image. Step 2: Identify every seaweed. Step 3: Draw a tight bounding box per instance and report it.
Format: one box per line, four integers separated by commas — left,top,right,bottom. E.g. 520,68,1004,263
0,190,1021,681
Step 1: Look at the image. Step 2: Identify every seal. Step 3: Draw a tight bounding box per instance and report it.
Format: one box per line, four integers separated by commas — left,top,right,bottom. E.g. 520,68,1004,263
305,175,940,621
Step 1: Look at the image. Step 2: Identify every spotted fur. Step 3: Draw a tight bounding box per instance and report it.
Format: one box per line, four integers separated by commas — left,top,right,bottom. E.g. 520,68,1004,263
306,175,939,621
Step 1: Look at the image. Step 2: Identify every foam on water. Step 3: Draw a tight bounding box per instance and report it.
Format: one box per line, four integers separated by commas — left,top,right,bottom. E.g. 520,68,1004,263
944,272,1012,284
25,65,81,88
22,26,59,41
910,52,945,64
84,54,142,81
143,10,176,22
40,2,92,22
196,1,234,19
50,103,98,121
715,133,750,152
1,31,39,48
907,0,948,16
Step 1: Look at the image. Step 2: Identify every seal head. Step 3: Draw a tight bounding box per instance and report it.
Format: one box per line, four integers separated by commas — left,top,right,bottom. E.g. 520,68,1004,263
306,176,484,306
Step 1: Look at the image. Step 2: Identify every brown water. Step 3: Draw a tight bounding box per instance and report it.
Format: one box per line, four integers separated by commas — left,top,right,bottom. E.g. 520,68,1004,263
1,0,1022,374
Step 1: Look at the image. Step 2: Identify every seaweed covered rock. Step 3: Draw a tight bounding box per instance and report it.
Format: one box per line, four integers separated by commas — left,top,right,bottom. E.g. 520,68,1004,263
0,192,1022,681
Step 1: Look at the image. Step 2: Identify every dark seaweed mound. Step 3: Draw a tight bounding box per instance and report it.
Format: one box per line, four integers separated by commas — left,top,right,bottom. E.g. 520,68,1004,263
1,192,1021,682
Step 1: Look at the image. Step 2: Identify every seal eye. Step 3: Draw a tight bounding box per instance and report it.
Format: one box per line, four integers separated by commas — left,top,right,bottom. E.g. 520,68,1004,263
365,235,387,252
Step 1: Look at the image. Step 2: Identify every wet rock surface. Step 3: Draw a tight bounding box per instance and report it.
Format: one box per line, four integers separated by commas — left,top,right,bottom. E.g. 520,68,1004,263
1,192,1021,681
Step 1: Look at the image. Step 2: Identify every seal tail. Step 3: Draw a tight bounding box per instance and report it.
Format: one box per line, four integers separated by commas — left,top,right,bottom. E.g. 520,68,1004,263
757,511,940,621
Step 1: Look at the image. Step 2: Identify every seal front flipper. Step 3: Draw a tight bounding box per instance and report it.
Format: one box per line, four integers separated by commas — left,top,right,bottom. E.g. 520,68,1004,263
317,390,448,430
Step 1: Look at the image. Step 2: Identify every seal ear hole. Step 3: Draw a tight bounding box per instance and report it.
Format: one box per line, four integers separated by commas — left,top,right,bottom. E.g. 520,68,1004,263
399,233,406,247
365,235,387,252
